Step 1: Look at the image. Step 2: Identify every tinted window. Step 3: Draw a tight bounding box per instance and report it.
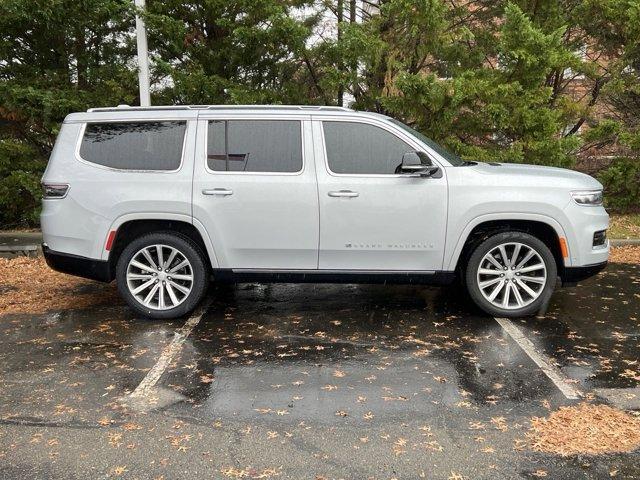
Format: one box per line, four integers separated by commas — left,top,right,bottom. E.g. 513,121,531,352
207,120,302,173
80,121,186,170
387,118,464,166
323,121,414,174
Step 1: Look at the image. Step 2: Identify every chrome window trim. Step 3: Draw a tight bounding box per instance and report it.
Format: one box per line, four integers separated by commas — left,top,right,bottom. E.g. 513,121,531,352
317,116,444,178
74,119,190,174
202,118,305,177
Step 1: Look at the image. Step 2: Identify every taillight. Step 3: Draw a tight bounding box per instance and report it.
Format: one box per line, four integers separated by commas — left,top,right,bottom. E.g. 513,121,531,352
42,183,69,199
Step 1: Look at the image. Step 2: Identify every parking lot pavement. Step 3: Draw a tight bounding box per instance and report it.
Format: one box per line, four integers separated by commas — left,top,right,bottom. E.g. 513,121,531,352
511,264,640,397
1,265,639,479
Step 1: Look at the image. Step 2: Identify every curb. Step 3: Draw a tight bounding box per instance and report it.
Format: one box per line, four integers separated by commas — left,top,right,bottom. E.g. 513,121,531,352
610,239,640,246
0,245,41,259
0,245,38,252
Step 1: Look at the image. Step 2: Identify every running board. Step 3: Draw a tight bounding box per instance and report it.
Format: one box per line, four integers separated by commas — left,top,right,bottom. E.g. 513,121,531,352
212,269,456,285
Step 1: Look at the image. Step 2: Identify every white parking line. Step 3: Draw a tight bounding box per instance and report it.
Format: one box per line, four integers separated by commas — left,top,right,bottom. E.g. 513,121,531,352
494,317,582,400
126,300,211,403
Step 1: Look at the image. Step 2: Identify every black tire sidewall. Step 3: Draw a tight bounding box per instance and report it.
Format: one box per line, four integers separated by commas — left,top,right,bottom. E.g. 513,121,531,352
116,232,209,319
465,231,557,317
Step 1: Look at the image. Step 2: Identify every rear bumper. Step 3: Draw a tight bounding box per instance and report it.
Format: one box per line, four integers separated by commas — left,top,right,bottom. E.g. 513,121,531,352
43,244,112,283
561,261,607,286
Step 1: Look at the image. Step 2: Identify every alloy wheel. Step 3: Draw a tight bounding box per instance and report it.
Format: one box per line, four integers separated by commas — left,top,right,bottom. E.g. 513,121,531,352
476,242,547,310
126,244,194,310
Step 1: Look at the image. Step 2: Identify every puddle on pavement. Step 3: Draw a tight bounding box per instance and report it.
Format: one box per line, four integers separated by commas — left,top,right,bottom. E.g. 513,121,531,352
160,282,564,423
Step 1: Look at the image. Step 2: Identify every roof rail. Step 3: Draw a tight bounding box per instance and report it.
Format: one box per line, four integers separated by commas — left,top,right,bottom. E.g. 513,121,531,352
88,105,192,112
87,104,354,113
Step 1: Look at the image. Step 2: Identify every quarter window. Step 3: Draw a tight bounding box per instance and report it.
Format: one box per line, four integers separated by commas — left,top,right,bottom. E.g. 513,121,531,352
79,121,186,171
207,120,302,173
323,121,414,175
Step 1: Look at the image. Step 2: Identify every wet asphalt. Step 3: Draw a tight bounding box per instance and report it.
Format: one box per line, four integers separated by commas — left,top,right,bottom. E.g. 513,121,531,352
0,264,639,479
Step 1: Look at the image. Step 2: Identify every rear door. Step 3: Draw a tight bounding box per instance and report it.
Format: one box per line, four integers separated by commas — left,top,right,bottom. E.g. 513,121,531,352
192,114,319,270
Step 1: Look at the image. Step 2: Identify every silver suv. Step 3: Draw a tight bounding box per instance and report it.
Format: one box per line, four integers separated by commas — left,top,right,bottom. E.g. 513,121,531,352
41,105,609,319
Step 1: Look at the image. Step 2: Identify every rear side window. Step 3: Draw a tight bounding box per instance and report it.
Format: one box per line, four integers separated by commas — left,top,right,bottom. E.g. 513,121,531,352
79,121,187,171
323,121,413,175
207,120,302,173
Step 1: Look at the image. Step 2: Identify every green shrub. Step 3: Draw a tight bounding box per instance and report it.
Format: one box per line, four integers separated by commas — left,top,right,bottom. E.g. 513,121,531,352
0,139,46,228
598,158,640,212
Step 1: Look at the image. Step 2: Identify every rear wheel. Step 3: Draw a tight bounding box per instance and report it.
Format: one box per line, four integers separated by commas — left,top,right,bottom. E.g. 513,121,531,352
116,232,209,319
465,231,556,317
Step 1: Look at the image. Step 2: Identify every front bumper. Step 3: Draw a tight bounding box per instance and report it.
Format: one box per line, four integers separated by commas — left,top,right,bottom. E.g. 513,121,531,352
561,261,608,286
562,202,609,267
43,244,112,283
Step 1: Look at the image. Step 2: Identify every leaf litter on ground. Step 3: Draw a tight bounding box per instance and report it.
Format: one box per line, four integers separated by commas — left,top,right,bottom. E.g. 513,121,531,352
527,402,640,456
0,257,120,315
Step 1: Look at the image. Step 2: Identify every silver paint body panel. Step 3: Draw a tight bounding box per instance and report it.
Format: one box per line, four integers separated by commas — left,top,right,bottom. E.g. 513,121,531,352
41,106,609,273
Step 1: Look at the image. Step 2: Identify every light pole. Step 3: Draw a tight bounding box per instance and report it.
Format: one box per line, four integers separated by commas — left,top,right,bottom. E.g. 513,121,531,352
134,0,151,106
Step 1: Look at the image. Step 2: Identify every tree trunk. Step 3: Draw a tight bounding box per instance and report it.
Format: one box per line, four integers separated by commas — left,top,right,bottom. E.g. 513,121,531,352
75,25,88,89
349,0,357,103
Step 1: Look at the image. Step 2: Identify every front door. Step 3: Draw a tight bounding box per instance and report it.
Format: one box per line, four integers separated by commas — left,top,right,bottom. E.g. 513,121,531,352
313,118,448,271
193,116,319,270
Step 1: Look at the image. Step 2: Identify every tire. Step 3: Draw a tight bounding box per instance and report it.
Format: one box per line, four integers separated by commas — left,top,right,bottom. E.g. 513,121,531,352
116,231,209,319
464,231,557,318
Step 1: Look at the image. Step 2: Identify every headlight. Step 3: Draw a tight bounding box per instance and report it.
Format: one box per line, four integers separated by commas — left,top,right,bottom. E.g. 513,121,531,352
571,190,603,206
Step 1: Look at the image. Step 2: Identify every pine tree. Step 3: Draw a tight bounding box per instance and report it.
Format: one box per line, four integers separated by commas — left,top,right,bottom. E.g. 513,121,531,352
143,0,316,104
0,0,137,226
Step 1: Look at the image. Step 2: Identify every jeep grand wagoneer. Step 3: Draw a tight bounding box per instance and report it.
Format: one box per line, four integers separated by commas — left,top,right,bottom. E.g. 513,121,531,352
41,105,609,319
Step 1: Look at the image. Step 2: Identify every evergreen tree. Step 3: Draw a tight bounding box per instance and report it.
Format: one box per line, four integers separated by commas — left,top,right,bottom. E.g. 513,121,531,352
144,0,316,104
1,0,639,226
0,0,137,226
334,1,588,166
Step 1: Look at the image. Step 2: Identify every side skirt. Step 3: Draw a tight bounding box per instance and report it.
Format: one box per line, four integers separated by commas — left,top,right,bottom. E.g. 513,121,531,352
212,269,456,286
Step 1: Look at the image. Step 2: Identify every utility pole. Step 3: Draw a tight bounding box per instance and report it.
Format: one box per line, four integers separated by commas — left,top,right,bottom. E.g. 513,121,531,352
134,0,151,106
337,0,344,107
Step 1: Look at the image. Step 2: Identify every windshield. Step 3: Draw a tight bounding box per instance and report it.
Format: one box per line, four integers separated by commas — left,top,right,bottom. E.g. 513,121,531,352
387,118,466,166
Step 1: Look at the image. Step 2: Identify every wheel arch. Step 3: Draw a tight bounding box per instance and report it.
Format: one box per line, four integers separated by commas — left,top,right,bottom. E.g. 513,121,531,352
104,215,218,280
450,217,568,279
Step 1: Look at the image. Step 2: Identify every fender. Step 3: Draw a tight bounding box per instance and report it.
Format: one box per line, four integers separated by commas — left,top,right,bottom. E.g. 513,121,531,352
101,212,219,268
445,212,572,271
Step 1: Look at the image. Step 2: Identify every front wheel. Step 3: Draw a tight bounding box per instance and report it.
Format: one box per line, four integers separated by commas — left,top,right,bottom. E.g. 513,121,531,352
116,232,209,319
465,232,557,317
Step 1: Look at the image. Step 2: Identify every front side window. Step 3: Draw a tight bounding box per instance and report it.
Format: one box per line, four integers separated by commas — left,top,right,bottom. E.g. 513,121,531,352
323,121,415,175
207,120,302,173
79,121,186,171
386,117,464,166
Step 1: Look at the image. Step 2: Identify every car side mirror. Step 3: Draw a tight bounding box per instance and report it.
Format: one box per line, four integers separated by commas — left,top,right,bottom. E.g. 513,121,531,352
400,152,440,177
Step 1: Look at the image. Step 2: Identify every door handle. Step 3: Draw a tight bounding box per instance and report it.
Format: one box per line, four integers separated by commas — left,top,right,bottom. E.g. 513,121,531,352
328,190,359,198
202,188,233,196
